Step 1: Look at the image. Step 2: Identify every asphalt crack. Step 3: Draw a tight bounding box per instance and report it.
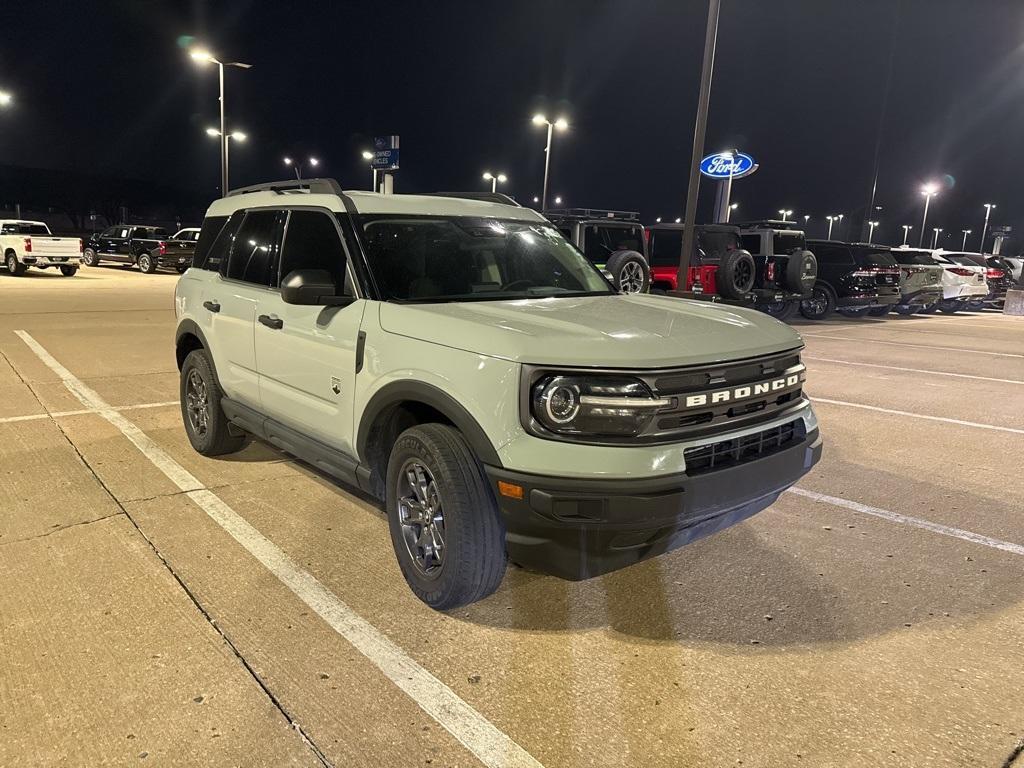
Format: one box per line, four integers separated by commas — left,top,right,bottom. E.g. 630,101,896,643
1001,737,1024,768
0,512,125,548
0,347,335,768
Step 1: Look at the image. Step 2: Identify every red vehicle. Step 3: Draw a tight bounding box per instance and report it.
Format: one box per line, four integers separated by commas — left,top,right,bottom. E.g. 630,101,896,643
645,223,757,299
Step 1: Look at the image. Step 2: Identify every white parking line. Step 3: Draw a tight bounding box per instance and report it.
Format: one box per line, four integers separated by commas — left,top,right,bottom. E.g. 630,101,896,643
787,487,1024,557
801,333,1024,358
14,330,542,768
812,397,1024,435
0,400,179,425
804,357,1024,385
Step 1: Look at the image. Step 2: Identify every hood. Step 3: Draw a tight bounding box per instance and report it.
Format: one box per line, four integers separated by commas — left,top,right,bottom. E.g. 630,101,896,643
378,294,803,368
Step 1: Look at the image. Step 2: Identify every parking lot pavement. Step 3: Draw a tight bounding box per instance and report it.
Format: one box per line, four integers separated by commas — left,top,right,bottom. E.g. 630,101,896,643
1,268,1023,767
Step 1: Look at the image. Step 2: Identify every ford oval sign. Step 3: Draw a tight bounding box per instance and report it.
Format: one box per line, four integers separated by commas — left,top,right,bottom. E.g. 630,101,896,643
699,152,757,179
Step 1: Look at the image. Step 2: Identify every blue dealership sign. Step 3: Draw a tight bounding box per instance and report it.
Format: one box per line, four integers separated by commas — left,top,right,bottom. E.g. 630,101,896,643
699,152,757,179
372,135,400,171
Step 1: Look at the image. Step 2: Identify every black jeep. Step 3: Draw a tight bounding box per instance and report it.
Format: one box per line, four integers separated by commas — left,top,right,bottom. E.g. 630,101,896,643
544,208,650,293
736,220,818,321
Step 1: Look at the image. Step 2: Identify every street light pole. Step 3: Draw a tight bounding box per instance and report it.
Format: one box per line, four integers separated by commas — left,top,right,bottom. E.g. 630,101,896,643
532,115,567,210
979,203,995,253
482,172,507,194
868,221,879,244
827,216,835,239
362,151,377,191
901,225,912,245
961,229,971,250
677,0,722,291
778,209,793,222
191,49,252,195
931,227,942,248
918,183,938,247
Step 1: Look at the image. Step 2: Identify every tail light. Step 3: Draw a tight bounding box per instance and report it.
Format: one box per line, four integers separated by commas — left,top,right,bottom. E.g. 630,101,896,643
986,268,1004,279
643,228,651,245
158,241,167,255
23,237,32,253
947,267,975,277
766,262,775,282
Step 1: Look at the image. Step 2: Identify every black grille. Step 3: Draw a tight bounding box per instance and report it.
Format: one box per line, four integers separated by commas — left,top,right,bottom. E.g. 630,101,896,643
684,420,803,475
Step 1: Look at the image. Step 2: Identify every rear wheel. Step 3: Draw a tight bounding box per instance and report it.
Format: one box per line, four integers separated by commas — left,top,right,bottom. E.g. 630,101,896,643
386,423,506,610
717,249,756,299
138,253,158,273
759,299,799,322
180,349,246,456
82,248,100,267
867,305,892,317
60,266,78,277
5,251,26,276
799,283,835,320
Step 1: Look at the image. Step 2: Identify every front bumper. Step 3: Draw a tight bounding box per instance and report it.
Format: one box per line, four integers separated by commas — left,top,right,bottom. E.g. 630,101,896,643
485,426,822,580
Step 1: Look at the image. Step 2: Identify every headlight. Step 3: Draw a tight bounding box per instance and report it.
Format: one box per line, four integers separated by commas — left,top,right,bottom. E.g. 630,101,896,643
530,375,670,437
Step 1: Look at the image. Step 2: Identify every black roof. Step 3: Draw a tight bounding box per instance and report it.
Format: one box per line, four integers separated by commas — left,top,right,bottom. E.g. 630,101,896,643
734,219,803,231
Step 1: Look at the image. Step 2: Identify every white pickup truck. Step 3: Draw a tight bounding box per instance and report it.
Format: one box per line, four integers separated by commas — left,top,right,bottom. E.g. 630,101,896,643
2,220,83,276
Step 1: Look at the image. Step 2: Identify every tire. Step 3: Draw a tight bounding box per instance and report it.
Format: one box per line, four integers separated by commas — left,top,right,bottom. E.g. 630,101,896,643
799,282,835,320
867,305,892,317
60,266,78,277
759,299,799,322
894,305,919,316
386,423,506,610
5,250,26,276
138,253,158,273
937,300,960,315
717,249,756,299
82,248,100,267
179,349,246,456
966,300,985,311
604,250,650,294
783,249,818,294
837,306,872,318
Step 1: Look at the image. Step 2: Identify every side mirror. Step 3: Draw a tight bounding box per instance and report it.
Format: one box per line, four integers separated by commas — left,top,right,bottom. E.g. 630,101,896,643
280,269,354,306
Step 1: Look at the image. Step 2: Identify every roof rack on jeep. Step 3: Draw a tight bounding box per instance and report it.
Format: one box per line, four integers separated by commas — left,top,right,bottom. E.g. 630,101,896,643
735,219,802,230
422,192,521,206
543,208,640,221
227,178,344,197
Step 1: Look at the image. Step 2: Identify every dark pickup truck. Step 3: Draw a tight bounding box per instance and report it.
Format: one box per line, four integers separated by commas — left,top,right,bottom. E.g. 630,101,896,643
83,225,195,274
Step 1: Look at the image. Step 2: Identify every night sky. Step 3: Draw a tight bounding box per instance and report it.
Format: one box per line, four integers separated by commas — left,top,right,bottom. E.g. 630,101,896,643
1,0,1023,249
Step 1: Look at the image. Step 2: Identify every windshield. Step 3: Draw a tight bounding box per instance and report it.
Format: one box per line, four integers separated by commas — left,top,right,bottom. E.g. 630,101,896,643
944,253,985,267
1,222,50,235
891,248,935,266
853,249,897,267
358,216,614,302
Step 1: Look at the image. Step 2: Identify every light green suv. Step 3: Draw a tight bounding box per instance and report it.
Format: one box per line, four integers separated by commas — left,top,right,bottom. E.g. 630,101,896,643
174,179,822,609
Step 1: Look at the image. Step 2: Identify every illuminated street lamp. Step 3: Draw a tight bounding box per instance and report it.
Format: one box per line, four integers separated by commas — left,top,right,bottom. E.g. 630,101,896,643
836,213,844,238
868,220,880,244
361,150,377,191
190,48,252,194
553,195,563,206
532,113,568,210
0,90,12,107
283,156,319,180
918,182,939,247
803,214,810,226
731,202,739,212
979,203,996,253
901,225,913,245
826,215,836,239
205,127,246,186
482,171,508,194
931,227,943,248
961,229,972,250
778,209,793,222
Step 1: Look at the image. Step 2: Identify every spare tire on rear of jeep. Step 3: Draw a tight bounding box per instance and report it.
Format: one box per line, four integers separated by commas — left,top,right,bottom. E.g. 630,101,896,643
783,249,818,294
717,249,756,299
604,250,650,294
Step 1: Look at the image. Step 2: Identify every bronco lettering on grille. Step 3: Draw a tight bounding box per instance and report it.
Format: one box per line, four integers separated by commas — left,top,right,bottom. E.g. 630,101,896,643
683,371,804,409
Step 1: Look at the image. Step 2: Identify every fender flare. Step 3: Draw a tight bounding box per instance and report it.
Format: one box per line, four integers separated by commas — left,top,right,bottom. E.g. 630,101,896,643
357,380,502,467
174,320,221,383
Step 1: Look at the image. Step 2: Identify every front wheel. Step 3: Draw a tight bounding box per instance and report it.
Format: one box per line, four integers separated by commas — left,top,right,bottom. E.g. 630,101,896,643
180,349,246,456
82,248,100,267
386,423,506,610
799,283,835,320
60,266,79,277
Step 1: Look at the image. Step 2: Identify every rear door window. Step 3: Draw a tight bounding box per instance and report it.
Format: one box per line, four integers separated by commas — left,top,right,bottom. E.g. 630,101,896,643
740,234,762,254
649,229,682,267
192,216,231,270
225,210,283,286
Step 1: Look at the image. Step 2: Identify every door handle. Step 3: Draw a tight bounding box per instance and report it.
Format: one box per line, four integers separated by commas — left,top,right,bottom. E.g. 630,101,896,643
258,314,284,330
203,300,221,313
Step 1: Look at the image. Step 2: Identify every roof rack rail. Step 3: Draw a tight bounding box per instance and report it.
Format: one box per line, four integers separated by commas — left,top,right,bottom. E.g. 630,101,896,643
422,192,521,206
227,178,344,197
543,207,640,220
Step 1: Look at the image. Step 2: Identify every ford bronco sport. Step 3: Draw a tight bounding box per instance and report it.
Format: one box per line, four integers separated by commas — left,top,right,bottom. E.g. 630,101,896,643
174,179,822,609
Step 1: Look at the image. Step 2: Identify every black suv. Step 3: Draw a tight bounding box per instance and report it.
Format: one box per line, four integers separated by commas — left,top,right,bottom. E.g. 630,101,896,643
737,220,819,320
800,241,901,320
545,209,650,293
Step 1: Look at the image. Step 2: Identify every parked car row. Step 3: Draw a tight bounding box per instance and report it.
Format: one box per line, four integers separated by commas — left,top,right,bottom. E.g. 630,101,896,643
541,211,1015,322
0,220,199,277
